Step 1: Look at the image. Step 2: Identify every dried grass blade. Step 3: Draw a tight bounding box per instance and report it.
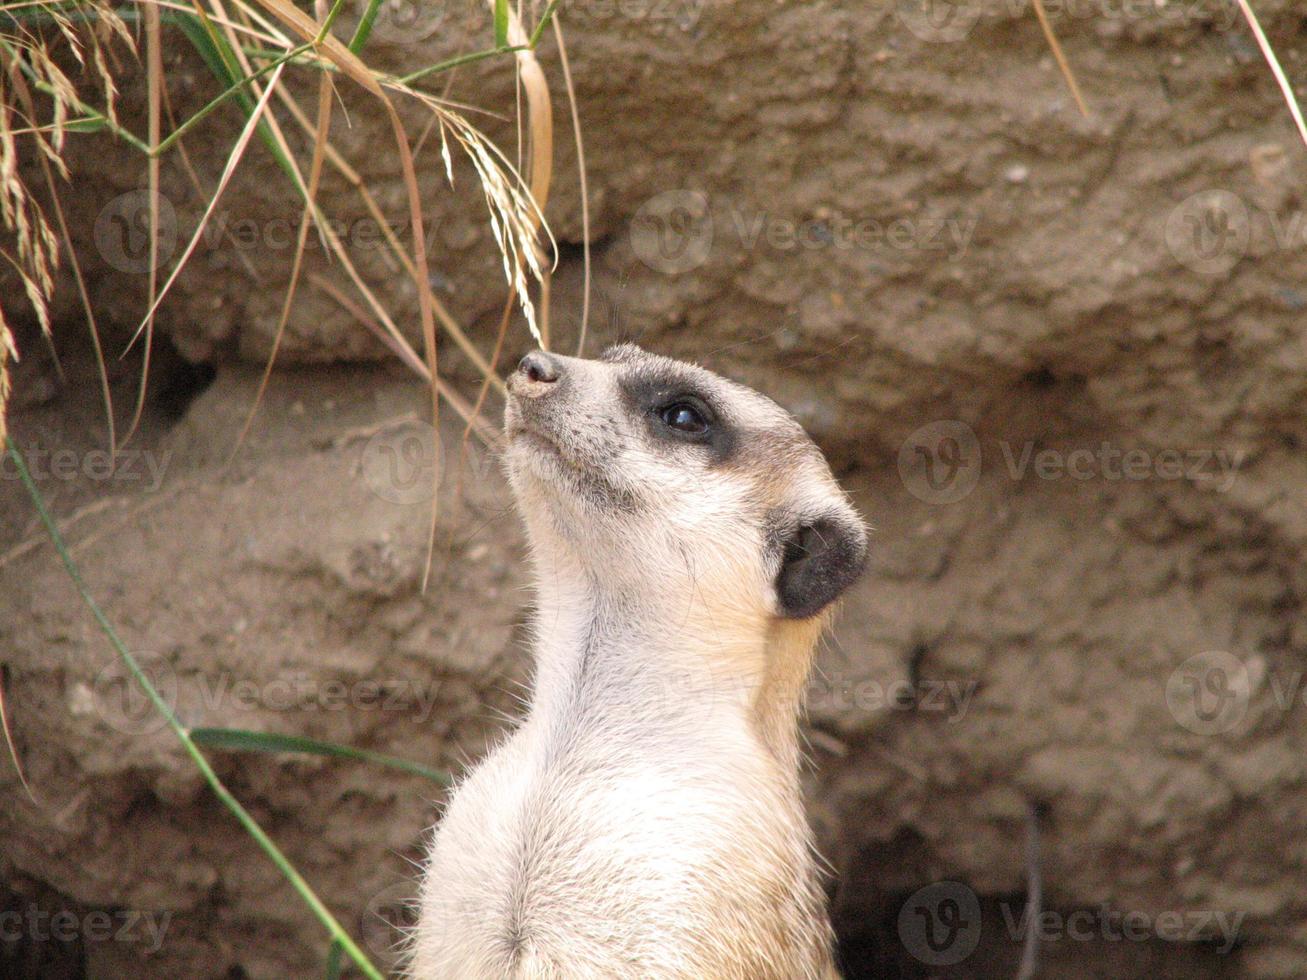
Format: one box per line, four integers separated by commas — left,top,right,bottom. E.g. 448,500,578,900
308,273,499,447
7,63,115,447
227,29,335,465
125,60,289,352
496,0,552,347
0,668,33,802
1235,0,1307,148
248,0,448,586
1032,0,1088,118
552,14,590,355
122,0,165,445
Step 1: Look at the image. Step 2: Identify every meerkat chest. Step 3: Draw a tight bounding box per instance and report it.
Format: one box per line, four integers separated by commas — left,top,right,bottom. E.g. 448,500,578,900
414,721,826,979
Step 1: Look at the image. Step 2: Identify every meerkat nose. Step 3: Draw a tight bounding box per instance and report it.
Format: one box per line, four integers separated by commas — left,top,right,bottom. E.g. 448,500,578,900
517,351,561,385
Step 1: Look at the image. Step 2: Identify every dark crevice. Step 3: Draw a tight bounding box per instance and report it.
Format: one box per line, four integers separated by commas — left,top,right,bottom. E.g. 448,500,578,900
146,333,216,423
1022,365,1058,389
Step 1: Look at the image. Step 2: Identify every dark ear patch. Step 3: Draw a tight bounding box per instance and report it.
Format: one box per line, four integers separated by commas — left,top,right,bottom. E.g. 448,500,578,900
775,514,867,619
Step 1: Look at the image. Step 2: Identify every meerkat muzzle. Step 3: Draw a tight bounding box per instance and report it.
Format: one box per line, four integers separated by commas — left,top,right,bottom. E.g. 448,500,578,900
510,350,563,398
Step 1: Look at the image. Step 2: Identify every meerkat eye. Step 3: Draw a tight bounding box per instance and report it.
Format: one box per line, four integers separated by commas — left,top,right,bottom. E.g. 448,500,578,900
659,401,710,434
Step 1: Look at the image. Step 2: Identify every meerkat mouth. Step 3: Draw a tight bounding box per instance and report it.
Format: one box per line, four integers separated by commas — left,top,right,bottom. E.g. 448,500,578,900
506,415,634,509
506,418,564,458
506,419,587,484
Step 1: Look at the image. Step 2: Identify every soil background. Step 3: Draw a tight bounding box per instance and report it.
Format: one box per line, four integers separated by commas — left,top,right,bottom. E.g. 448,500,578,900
3,1,1307,977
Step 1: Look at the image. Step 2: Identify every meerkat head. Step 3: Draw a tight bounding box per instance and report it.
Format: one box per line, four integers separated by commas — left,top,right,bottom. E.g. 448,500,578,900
503,344,866,629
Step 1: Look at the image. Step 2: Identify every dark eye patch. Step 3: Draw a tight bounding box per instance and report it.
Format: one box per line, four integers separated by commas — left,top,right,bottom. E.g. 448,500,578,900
618,368,737,464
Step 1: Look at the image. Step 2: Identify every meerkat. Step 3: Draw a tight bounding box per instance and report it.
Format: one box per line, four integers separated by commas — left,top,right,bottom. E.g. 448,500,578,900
410,344,866,980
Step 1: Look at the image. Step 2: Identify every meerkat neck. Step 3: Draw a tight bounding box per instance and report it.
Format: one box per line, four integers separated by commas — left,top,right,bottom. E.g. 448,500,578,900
528,589,763,727
524,560,818,768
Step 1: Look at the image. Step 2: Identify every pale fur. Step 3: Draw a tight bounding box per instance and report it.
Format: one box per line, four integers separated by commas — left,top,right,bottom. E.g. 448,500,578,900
410,347,860,979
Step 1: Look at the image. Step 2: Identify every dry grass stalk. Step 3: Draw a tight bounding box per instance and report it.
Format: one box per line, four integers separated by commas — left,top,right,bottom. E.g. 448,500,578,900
0,0,131,440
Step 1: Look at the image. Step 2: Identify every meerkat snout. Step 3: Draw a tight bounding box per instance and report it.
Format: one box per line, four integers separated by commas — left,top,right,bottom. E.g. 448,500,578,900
412,345,864,979
514,350,561,388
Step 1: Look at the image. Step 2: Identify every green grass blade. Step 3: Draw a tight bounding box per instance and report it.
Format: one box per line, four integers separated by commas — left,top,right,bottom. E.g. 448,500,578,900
326,939,344,980
399,45,525,85
317,0,352,42
168,10,301,187
63,116,111,133
348,0,383,52
156,33,313,160
170,10,242,93
528,0,560,49
191,727,452,785
6,440,384,980
494,0,510,47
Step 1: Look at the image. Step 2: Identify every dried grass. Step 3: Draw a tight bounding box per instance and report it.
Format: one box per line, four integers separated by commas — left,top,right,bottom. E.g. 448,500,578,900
0,0,560,450
0,1,131,441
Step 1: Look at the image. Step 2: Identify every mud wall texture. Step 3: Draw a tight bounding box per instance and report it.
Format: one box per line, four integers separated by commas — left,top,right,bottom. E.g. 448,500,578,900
3,0,1307,977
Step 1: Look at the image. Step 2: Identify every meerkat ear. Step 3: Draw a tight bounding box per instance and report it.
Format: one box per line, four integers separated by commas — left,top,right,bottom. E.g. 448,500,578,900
774,510,868,619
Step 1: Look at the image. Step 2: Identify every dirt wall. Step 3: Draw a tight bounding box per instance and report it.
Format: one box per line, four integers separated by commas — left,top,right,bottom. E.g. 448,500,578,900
3,1,1307,976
